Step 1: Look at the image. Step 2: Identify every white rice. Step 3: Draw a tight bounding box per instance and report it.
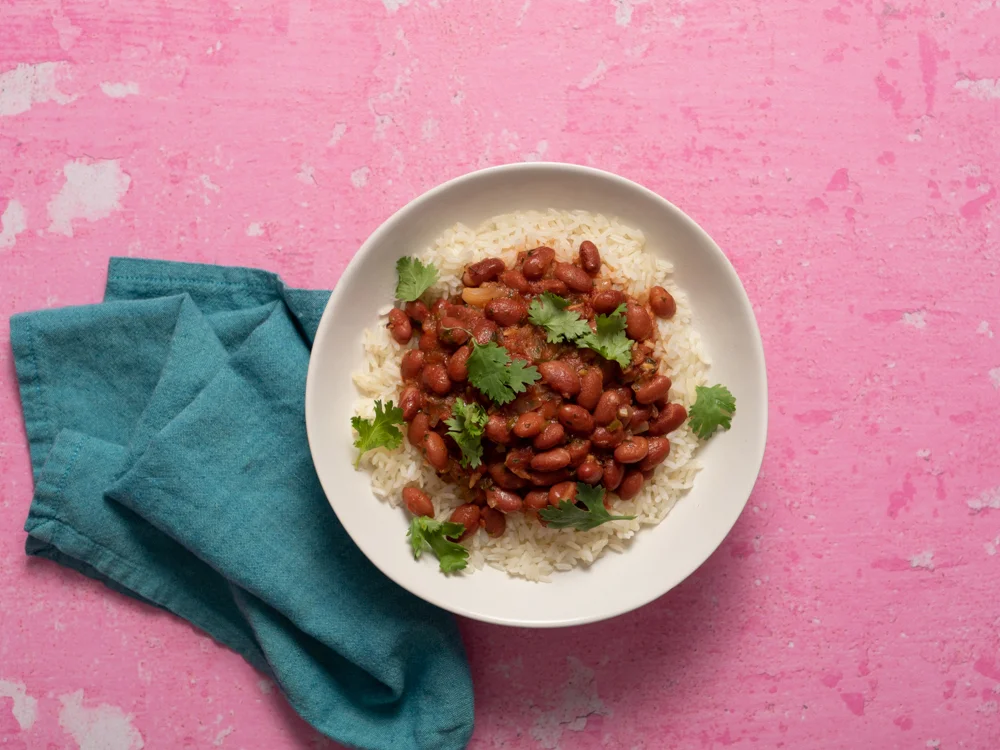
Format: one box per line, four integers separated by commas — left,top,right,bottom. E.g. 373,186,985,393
352,209,710,581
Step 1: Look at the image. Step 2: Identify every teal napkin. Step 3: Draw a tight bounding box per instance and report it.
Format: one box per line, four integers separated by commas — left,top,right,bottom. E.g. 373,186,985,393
10,257,474,750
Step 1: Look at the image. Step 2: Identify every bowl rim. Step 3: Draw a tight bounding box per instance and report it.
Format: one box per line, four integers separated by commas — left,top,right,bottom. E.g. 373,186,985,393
305,161,768,627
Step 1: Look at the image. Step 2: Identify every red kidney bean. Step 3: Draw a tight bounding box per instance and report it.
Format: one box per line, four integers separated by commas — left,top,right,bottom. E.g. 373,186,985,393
399,385,423,420
533,278,570,296
539,400,560,421
630,406,652,430
408,412,429,446
539,360,581,397
531,448,571,472
554,262,594,292
400,349,425,380
617,471,644,500
487,488,523,513
522,246,555,279
592,290,625,314
576,458,604,484
579,240,601,275
602,459,624,491
423,431,449,471
533,422,566,451
638,437,671,472
625,301,653,340
576,369,603,410
404,300,429,325
513,411,545,438
418,326,439,351
430,299,448,316
448,504,480,540
505,448,534,478
501,268,530,293
530,468,572,486
591,425,625,449
472,318,498,345
447,346,471,382
614,436,650,464
593,390,621,425
617,404,633,427
485,297,527,326
558,404,595,434
462,257,505,287
524,490,550,511
634,374,671,405
387,308,413,344
649,286,676,318
489,462,528,490
438,317,469,346
648,403,687,436
421,364,452,396
402,487,434,517
566,439,592,466
549,481,578,506
481,506,506,537
485,413,512,444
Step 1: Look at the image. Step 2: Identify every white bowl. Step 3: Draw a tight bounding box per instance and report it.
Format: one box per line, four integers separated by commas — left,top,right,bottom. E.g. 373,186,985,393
305,163,767,627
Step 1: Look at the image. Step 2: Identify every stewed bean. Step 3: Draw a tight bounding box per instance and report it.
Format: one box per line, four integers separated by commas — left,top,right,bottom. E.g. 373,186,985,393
485,297,527,326
617,471,644,500
514,411,545,438
649,286,676,318
539,360,581,397
399,385,423,420
577,369,603,410
625,301,653,340
566,439,592,466
487,488,524,514
554,262,593,292
405,300,429,324
522,246,555,279
408,412,430,447
402,487,434,517
558,404,595,434
591,425,625,449
533,422,566,450
634,375,671,405
592,289,625,314
418,326,439,351
423,431,449,471
614,436,649,464
485,413,512,444
472,318,498,345
449,504,480,540
400,349,425,380
463,257,506,287
593,390,621,425
421,364,451,396
388,308,413,344
481,507,506,537
602,459,624,491
501,268,530,292
531,448,572,472
438,316,469,346
579,240,601,275
523,490,550,511
447,346,471,382
638,437,671,471
648,403,687,436
577,458,604,484
549,481,578,506
489,462,528,490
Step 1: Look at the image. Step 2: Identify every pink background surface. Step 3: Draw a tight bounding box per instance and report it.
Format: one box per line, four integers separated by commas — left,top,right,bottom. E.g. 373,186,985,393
2,0,999,748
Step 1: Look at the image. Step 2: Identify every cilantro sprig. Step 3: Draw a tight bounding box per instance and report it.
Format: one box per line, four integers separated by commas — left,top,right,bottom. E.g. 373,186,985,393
688,384,736,439
578,304,632,368
407,516,469,573
539,483,635,531
444,399,488,469
467,341,541,406
351,399,405,468
395,257,439,302
528,293,593,344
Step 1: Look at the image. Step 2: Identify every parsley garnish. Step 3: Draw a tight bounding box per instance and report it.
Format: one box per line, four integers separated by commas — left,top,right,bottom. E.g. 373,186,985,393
688,384,736,439
466,341,541,405
395,256,439,302
407,517,469,573
538,483,635,531
528,293,593,344
444,399,488,469
351,399,405,468
578,304,633,368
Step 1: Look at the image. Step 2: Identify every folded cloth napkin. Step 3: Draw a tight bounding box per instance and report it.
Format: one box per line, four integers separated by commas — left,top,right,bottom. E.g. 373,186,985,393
10,257,474,750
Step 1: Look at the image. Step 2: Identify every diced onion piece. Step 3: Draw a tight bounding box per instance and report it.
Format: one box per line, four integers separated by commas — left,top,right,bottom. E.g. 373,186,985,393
462,284,504,307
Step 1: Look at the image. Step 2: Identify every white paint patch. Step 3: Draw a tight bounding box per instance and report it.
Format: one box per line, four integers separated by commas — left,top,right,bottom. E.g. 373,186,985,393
351,166,371,188
0,679,38,730
612,0,640,26
901,310,926,329
916,449,931,460
985,536,999,556
909,550,934,570
100,81,140,98
421,118,439,141
517,0,532,25
524,140,549,162
381,0,413,11
58,690,144,750
669,14,686,27
969,487,1000,513
0,62,76,117
990,368,1000,389
578,60,609,90
47,159,131,237
977,320,994,338
199,174,221,193
530,657,609,749
328,122,347,147
296,163,316,185
0,199,28,250
212,726,234,745
955,78,1000,100
926,740,941,749
246,222,264,237
52,9,83,50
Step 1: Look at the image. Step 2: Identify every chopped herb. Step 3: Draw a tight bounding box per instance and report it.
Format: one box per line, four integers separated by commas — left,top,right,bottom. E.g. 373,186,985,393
578,304,633,368
444,399,488,469
351,399,405,469
538,483,635,531
394,256,439,302
688,384,736,439
407,516,469,573
466,341,541,405
527,292,593,344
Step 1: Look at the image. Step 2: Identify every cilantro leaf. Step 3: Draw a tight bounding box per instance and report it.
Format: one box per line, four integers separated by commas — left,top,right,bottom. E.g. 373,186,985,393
688,384,736,439
444,399,488,469
407,516,469,573
466,341,541,405
528,293,593,344
351,399,405,469
394,256,439,302
538,483,635,531
578,304,632,368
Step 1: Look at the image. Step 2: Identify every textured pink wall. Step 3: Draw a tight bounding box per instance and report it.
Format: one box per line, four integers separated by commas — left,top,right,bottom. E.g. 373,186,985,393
2,0,999,748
